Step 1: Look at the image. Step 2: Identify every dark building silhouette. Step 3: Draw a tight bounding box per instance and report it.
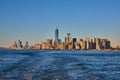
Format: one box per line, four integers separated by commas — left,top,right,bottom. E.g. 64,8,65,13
72,38,77,49
55,28,59,43
18,40,23,48
101,39,111,49
65,33,72,44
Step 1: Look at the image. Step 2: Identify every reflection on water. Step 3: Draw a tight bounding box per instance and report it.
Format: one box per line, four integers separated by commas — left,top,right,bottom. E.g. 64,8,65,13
0,50,120,80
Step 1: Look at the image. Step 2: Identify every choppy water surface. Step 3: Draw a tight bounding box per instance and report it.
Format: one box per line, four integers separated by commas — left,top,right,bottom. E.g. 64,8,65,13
0,50,120,80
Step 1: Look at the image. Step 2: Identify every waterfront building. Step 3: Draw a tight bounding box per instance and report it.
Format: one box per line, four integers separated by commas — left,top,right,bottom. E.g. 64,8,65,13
72,38,77,49
58,43,66,50
101,38,111,49
24,41,29,49
96,38,101,50
106,41,111,49
68,43,73,50
9,41,18,49
89,42,93,49
42,42,47,50
85,37,90,49
34,44,41,49
46,39,52,46
18,40,23,48
58,39,62,44
54,41,58,49
74,42,80,50
55,28,59,43
65,33,72,44
65,37,67,44
46,39,53,49
91,38,96,49
83,41,87,50
78,39,83,49
92,38,96,43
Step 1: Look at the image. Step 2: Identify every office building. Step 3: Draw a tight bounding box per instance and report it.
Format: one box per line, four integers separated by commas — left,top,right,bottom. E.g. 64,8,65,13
18,40,23,48
46,39,53,49
25,41,28,49
55,28,59,43
72,38,77,49
101,38,111,49
65,33,72,44
58,39,62,44
85,37,90,49
78,39,83,49
96,38,101,50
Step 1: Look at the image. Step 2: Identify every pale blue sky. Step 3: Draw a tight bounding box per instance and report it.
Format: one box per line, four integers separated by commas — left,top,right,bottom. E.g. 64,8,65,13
0,0,120,47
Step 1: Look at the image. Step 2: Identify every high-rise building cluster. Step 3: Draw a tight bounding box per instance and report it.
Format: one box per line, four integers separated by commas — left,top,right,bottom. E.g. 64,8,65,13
10,40,33,49
10,28,111,50
33,28,111,50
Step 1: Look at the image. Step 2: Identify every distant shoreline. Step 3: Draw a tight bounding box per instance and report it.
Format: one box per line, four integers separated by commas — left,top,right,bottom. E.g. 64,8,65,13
0,48,120,52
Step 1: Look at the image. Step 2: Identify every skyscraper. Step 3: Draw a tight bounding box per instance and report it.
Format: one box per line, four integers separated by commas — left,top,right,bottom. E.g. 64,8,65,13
72,38,77,49
96,38,101,50
25,41,28,49
85,37,90,49
101,38,111,49
18,40,23,48
55,28,59,43
65,33,72,44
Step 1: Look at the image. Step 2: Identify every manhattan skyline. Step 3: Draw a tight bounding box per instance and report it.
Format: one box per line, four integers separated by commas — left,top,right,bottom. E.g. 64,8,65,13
0,0,120,47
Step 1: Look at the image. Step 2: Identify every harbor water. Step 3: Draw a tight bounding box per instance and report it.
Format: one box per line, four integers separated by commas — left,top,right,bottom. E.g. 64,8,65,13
0,50,120,80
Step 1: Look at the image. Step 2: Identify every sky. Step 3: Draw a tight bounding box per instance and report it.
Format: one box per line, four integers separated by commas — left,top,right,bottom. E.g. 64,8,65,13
0,0,120,47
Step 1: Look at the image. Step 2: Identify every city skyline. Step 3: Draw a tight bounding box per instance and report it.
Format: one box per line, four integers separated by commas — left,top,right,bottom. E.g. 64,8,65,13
10,28,111,50
0,0,120,47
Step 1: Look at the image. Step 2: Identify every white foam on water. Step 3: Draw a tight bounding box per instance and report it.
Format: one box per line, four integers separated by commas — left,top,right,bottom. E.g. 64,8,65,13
0,50,120,80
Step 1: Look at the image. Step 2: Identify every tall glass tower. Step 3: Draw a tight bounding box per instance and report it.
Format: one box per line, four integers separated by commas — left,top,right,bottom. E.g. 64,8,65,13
55,28,59,43
18,40,23,48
